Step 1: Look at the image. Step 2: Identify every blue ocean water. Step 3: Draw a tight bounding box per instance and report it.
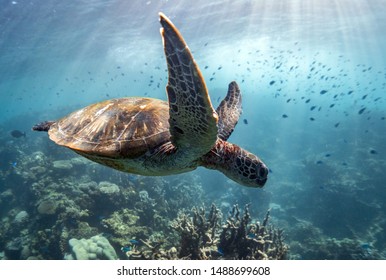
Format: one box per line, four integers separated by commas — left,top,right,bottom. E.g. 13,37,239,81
0,0,385,259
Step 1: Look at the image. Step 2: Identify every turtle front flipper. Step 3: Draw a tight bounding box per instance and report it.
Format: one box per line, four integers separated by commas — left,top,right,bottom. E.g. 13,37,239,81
159,13,218,158
216,81,242,141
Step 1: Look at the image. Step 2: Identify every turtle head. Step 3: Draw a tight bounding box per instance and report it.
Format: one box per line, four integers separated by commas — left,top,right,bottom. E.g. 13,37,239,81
200,139,268,188
230,150,268,188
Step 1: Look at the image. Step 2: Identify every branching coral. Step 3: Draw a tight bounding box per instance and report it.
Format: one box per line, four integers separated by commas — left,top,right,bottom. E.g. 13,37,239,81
218,204,287,260
169,204,288,260
123,239,178,260
170,204,221,259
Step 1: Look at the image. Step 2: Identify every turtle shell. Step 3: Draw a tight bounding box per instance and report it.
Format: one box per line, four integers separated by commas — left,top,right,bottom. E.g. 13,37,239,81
48,97,171,158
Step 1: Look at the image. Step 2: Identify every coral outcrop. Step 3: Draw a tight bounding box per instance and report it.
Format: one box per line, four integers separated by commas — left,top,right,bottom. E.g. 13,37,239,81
64,235,117,260
101,208,149,248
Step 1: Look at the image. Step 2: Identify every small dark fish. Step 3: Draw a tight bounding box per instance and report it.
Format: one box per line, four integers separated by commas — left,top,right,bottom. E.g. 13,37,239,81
286,98,292,103
11,130,26,138
334,122,340,128
320,90,328,95
282,114,288,118
369,149,377,155
329,104,335,108
316,160,323,165
269,80,275,86
310,106,316,111
243,119,248,125
325,153,331,157
358,107,366,115
305,99,311,103
309,117,315,121
269,168,273,173
209,77,214,81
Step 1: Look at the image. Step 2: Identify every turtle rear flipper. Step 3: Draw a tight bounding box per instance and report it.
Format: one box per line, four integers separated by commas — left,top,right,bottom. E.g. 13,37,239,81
32,121,55,132
159,13,218,159
216,81,242,141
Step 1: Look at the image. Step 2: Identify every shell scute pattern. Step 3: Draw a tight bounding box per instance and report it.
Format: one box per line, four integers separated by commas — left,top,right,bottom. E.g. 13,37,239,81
49,98,171,158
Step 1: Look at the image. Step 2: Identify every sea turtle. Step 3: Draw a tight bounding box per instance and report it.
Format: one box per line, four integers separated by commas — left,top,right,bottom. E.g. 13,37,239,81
32,13,268,188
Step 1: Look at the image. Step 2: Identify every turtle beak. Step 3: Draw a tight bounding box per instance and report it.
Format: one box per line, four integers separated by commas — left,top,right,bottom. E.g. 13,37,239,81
256,163,269,187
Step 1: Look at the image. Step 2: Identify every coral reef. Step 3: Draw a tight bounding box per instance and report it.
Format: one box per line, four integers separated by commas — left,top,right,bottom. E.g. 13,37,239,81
0,134,207,259
217,205,287,260
123,239,178,260
13,211,29,225
64,235,117,260
171,204,287,260
126,204,288,260
1,125,385,260
288,220,382,260
100,208,149,248
170,204,221,259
